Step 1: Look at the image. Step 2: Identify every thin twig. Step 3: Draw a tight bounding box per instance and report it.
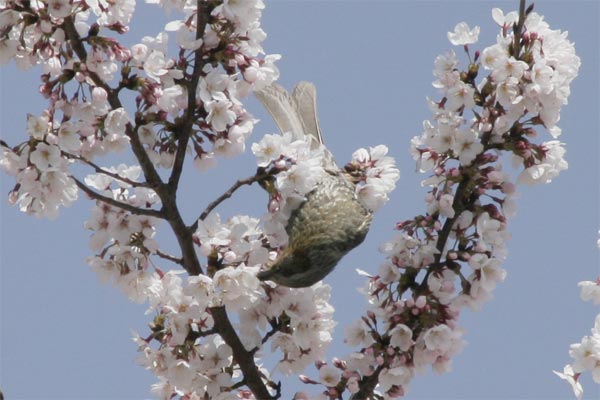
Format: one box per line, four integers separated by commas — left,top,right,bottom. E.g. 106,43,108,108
513,0,528,57
191,171,271,232
260,319,281,346
72,176,164,218
156,250,184,265
63,152,150,188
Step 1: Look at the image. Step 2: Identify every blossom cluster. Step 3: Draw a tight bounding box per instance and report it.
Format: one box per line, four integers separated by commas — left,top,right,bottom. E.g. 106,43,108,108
80,178,335,400
193,208,339,378
1,0,396,398
84,164,162,302
129,255,336,398
0,125,78,219
0,0,279,219
295,6,580,399
554,277,600,399
1,0,582,399
344,144,400,212
133,129,397,398
138,0,280,171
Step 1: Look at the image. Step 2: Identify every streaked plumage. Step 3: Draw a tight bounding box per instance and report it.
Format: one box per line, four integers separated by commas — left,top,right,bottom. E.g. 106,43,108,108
255,82,372,288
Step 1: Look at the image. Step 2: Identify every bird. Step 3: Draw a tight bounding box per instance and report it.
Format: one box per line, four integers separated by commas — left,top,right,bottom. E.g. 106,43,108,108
254,82,372,288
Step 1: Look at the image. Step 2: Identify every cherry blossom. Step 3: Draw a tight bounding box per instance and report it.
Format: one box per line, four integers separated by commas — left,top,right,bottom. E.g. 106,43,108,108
447,22,480,46
0,1,584,399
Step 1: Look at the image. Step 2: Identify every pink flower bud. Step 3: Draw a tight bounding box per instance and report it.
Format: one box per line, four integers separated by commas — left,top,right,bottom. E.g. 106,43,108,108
39,83,53,98
299,375,316,384
387,385,405,398
8,190,19,205
332,358,346,369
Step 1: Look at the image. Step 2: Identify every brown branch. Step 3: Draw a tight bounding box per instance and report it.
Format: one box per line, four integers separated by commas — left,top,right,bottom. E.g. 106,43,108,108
191,171,271,232
434,177,471,262
63,152,150,188
168,0,208,191
160,196,204,276
512,0,528,57
72,176,163,218
63,16,202,276
351,365,384,400
63,16,164,190
211,306,277,400
67,8,277,400
156,250,184,265
260,318,281,346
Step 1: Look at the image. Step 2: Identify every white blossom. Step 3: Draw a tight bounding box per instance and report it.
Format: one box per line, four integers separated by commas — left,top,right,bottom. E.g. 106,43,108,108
318,365,341,387
447,22,480,45
579,280,600,305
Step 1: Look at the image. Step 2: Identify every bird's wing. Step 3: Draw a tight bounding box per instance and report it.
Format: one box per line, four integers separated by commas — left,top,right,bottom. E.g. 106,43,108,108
291,81,323,148
254,83,305,141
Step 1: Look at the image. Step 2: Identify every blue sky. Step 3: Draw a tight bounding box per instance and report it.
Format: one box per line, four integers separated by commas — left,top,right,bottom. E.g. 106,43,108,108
1,1,599,399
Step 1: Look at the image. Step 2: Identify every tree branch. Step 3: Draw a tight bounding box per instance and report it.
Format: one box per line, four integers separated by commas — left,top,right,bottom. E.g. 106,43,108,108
63,152,150,187
72,176,164,218
62,16,164,190
156,250,184,265
210,306,277,400
513,0,528,57
351,365,384,400
63,15,202,276
191,171,271,232
66,8,278,400
168,0,208,191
